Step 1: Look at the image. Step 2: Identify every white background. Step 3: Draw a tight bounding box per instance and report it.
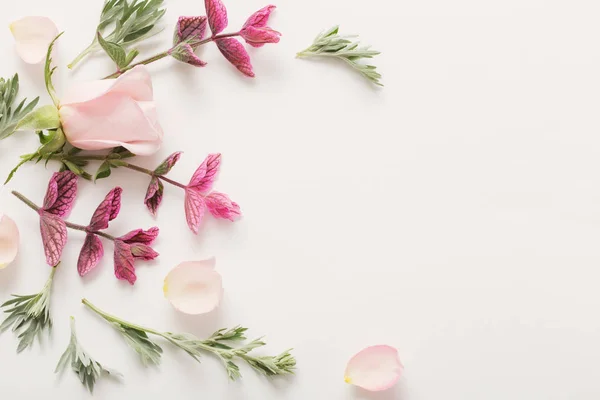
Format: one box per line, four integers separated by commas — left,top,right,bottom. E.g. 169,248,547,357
1,0,599,398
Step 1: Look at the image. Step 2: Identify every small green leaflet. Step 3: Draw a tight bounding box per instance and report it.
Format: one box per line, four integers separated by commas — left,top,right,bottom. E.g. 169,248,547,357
97,32,139,70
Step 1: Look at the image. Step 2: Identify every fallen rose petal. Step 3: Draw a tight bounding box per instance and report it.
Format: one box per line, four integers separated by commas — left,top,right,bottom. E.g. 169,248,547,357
216,38,255,77
0,214,19,269
10,16,59,64
77,234,104,276
163,258,223,315
205,0,228,34
344,345,403,392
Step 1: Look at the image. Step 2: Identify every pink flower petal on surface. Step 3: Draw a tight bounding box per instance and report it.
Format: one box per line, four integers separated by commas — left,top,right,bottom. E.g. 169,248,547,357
88,187,122,231
114,241,137,285
154,152,182,176
174,16,207,44
184,189,206,234
188,153,221,192
39,211,67,267
243,5,276,29
0,214,20,269
164,258,223,315
205,0,228,34
77,234,104,276
344,345,403,392
205,192,241,221
144,177,164,216
43,171,78,217
10,16,59,64
118,227,159,245
215,38,255,77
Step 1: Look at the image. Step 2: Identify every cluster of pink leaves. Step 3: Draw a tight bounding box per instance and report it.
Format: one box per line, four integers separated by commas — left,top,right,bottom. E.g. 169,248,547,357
171,1,280,77
144,153,241,234
39,171,159,284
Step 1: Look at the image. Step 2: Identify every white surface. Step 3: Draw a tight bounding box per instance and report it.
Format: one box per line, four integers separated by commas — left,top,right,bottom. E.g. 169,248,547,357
1,0,599,399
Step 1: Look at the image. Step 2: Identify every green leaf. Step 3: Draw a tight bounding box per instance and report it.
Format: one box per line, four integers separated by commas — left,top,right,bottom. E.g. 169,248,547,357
38,128,66,155
94,161,112,181
45,33,64,106
0,74,40,140
125,49,140,66
15,105,60,131
97,32,127,69
5,153,36,184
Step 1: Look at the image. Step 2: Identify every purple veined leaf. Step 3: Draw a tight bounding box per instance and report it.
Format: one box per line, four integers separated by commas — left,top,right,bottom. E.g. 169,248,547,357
78,234,104,276
184,188,206,234
174,16,208,44
43,171,78,217
130,243,159,261
169,43,207,67
205,191,241,221
118,227,160,245
240,26,281,48
39,211,68,267
215,38,255,77
242,5,276,29
154,152,183,176
188,153,221,192
88,187,123,231
145,177,164,216
114,241,137,285
205,0,228,34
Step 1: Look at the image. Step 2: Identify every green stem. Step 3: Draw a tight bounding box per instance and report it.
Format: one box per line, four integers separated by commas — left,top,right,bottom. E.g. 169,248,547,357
102,32,241,79
68,42,98,70
82,299,163,336
11,191,116,241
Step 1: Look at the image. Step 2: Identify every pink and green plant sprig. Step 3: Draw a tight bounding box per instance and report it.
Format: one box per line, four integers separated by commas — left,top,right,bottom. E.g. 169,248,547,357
101,1,281,79
52,150,240,234
11,171,159,284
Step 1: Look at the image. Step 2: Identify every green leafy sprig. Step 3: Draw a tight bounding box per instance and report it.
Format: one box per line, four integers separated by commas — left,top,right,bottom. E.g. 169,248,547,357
69,0,166,69
0,267,57,353
297,26,383,86
0,74,39,140
83,299,296,380
56,317,122,394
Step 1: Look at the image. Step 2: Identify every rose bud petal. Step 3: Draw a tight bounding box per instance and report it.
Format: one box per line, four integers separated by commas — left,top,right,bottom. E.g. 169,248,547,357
0,214,19,269
163,258,223,315
344,345,403,392
59,65,164,156
10,16,59,64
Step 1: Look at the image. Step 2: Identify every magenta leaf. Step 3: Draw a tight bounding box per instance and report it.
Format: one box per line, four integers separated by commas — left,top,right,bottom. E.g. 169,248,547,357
77,234,104,276
243,5,276,29
170,43,208,67
174,16,208,45
215,38,255,77
240,26,281,48
205,191,241,221
88,187,123,231
188,153,221,192
114,241,137,285
118,227,160,245
130,244,159,261
154,152,183,176
43,171,78,217
145,177,164,216
205,0,228,34
184,189,206,234
39,211,68,266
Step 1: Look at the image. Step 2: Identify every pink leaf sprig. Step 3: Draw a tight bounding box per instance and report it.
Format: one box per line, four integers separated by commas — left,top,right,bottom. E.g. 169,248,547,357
142,153,241,234
105,3,281,79
12,171,159,284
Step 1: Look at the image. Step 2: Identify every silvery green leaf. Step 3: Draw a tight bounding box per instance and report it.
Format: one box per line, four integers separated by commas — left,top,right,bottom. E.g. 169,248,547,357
97,32,127,69
0,74,40,140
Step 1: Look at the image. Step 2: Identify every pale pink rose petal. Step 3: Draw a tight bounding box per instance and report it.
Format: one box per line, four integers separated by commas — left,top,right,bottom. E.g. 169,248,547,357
10,16,59,64
144,177,164,216
113,241,137,284
243,5,276,29
163,258,223,315
77,233,104,276
205,192,241,221
184,189,206,234
215,38,255,77
344,345,403,392
205,0,228,34
39,211,67,267
88,187,122,231
0,214,20,269
188,153,221,192
43,171,78,218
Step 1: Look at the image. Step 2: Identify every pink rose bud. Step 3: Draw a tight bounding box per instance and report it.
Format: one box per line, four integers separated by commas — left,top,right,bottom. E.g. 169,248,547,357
173,16,207,45
59,66,164,156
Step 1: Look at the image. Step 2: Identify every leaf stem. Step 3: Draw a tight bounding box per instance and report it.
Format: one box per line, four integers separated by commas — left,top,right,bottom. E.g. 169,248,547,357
82,299,163,336
102,32,241,79
10,190,116,241
121,162,187,189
